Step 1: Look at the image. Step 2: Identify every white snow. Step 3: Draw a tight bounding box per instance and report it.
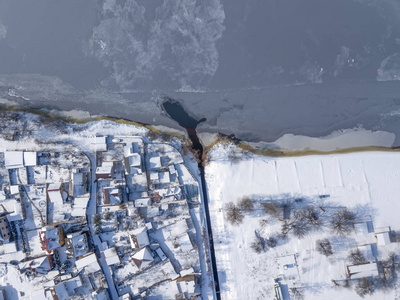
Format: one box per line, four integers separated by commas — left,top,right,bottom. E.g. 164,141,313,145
206,147,400,300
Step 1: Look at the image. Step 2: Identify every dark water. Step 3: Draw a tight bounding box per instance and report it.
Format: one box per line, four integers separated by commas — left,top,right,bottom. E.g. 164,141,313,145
162,98,205,152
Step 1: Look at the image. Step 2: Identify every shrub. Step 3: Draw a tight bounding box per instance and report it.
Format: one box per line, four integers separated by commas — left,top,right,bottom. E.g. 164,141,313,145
104,212,112,221
289,287,304,300
238,197,254,212
251,236,265,253
355,277,375,297
225,202,244,225
316,239,333,257
93,214,102,226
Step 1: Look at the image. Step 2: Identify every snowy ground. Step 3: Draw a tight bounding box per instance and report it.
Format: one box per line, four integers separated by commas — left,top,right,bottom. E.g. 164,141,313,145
206,144,400,300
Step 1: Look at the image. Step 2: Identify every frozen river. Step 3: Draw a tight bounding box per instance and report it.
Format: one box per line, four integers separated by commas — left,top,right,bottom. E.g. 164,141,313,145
1,0,400,144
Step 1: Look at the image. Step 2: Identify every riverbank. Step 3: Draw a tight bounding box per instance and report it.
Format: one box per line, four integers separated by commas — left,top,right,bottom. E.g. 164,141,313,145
0,102,398,157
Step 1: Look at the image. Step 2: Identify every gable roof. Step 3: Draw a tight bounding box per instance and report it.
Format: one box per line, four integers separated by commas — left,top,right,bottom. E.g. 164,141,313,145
132,247,153,269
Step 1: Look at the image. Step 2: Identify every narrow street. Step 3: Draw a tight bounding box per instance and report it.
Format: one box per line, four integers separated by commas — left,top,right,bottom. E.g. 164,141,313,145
84,152,119,300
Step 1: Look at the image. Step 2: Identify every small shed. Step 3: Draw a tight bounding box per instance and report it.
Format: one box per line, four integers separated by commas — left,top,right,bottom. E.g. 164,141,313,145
347,262,379,279
376,232,391,246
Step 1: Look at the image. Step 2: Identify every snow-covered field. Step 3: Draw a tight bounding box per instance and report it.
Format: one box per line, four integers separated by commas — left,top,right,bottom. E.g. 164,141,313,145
206,144,400,300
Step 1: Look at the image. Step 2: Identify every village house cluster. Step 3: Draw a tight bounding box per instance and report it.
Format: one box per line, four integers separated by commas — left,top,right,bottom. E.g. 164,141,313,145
0,135,204,300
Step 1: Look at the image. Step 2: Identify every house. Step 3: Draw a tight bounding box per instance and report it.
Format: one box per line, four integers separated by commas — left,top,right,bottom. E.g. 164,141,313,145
92,136,107,152
149,156,161,170
69,172,88,197
6,200,23,222
0,216,11,241
347,262,379,279
177,280,196,300
129,227,150,249
9,185,19,195
104,247,120,266
65,232,89,258
134,197,151,208
169,165,176,175
71,197,90,217
52,276,83,300
149,172,159,181
23,151,37,167
96,166,114,179
158,172,170,184
75,253,101,273
132,247,153,270
4,151,24,169
39,226,65,253
354,222,369,235
103,187,121,205
129,153,141,167
19,255,54,275
376,232,391,246
47,183,65,206
178,233,193,252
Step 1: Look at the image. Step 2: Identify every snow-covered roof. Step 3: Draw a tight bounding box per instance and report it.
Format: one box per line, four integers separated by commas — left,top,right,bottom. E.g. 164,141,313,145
149,156,161,170
104,247,120,266
54,276,82,300
150,172,159,181
75,253,101,272
178,233,193,252
73,197,89,208
348,262,379,279
169,164,176,175
9,185,19,195
132,247,153,270
47,182,61,191
23,151,37,166
68,233,89,258
376,232,391,245
19,256,51,274
354,222,369,235
42,226,61,251
6,201,23,222
92,136,107,151
48,190,63,205
129,227,150,249
4,151,24,169
129,153,141,167
96,166,113,174
134,197,150,207
159,172,170,184
72,172,84,185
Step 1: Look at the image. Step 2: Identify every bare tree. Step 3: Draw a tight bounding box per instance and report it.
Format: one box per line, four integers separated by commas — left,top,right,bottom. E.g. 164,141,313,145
291,222,311,239
316,239,333,257
262,202,281,218
348,249,368,265
238,196,254,212
289,287,304,300
251,235,265,253
225,202,244,225
297,207,323,229
355,277,375,297
330,209,355,236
